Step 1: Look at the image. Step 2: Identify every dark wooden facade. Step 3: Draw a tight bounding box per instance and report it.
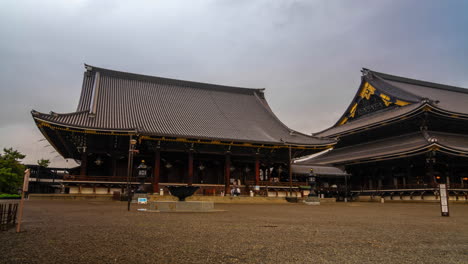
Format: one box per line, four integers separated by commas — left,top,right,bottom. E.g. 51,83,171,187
301,69,468,199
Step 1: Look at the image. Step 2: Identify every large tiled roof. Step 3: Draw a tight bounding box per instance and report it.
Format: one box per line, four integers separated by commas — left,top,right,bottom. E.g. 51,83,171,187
315,69,468,137
299,131,468,165
32,65,334,146
370,69,468,115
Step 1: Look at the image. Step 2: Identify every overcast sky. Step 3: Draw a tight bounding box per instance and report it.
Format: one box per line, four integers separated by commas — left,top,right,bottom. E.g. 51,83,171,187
1,0,467,166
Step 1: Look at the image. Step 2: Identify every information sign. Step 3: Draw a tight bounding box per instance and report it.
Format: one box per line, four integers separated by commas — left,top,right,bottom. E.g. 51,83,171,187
138,198,148,204
439,184,449,217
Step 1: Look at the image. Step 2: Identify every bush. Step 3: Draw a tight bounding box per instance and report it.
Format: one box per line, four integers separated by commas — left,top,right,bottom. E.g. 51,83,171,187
0,193,21,199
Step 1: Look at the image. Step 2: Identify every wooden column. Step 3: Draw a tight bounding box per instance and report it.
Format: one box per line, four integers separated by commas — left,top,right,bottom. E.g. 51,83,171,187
289,145,293,196
188,151,194,186
224,153,231,196
255,155,260,186
153,149,161,192
80,151,87,177
111,156,117,177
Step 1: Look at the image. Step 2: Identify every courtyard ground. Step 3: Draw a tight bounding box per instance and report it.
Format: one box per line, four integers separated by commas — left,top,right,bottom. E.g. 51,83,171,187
1,200,467,264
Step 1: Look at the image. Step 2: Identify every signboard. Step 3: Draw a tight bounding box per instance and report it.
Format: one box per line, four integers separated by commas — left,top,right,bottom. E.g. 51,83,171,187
137,198,148,204
439,184,449,217
23,169,30,192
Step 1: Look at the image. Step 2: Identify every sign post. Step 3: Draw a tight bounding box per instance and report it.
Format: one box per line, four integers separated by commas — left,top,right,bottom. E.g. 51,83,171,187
439,184,449,217
16,169,30,233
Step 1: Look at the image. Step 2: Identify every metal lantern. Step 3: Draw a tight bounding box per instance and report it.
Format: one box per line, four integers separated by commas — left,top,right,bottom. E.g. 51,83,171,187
137,160,148,178
308,169,317,197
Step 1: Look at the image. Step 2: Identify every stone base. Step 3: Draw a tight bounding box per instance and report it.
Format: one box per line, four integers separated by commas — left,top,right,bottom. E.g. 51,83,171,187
304,196,320,205
149,201,215,212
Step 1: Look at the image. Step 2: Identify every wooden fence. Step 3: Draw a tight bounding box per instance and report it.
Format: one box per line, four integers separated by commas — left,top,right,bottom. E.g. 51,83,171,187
0,202,18,231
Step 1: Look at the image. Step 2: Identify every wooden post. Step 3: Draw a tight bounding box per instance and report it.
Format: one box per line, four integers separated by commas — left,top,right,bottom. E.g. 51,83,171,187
16,169,30,233
188,151,194,186
80,151,87,177
153,148,161,192
255,155,260,186
289,145,293,196
224,153,231,196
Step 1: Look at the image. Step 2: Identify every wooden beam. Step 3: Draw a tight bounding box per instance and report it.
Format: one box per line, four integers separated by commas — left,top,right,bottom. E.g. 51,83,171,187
53,129,75,157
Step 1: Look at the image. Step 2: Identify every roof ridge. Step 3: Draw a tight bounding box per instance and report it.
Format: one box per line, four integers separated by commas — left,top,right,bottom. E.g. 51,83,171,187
84,64,265,95
366,68,468,95
368,72,423,102
31,110,89,117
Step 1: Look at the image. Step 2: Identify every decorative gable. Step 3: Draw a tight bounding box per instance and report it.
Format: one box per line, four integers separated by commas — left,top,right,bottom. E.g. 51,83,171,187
338,82,411,125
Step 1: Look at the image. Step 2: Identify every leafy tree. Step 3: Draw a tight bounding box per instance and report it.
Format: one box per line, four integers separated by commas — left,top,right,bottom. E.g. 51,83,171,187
0,148,26,194
37,158,50,168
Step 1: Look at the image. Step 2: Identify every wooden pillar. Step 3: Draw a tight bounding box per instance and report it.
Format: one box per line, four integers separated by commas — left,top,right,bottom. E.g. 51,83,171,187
111,156,117,177
289,145,293,196
153,149,160,192
255,155,260,186
80,151,87,176
188,151,194,186
224,152,231,196
427,161,435,186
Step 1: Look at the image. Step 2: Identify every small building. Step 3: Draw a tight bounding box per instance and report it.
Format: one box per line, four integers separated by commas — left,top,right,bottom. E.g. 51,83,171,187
25,165,79,194
300,69,468,200
31,65,335,195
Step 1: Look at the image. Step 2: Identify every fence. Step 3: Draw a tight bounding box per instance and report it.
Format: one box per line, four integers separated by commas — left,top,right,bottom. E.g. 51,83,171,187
0,202,18,231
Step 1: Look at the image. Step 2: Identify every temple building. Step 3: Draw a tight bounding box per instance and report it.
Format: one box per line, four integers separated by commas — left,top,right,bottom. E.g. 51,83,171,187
31,65,335,195
299,68,468,200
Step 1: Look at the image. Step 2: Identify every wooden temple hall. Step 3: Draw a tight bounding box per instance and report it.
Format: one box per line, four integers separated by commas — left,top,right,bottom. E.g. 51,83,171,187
31,65,335,196
298,69,468,200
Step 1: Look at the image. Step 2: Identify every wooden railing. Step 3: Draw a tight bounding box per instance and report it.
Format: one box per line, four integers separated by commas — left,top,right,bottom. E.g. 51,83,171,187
351,183,467,191
245,180,308,187
63,175,152,183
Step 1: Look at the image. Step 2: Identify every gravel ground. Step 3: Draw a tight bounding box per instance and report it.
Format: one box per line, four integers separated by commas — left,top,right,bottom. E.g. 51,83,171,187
1,200,467,264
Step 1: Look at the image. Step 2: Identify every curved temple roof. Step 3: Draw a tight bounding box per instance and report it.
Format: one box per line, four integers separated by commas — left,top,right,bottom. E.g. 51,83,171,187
32,65,334,147
315,69,468,138
298,131,468,166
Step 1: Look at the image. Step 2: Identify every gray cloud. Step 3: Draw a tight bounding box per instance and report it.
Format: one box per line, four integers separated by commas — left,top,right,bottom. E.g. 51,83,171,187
1,0,467,166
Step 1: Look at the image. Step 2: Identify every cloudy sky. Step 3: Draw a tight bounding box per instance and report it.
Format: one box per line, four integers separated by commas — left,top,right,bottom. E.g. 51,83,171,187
1,0,467,166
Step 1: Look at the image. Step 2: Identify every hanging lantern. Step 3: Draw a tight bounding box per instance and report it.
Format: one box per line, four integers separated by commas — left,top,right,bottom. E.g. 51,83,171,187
95,157,103,166
198,164,205,171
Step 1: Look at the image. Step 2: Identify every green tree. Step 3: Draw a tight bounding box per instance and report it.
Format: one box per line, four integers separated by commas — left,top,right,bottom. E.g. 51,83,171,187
0,148,26,194
37,158,50,168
